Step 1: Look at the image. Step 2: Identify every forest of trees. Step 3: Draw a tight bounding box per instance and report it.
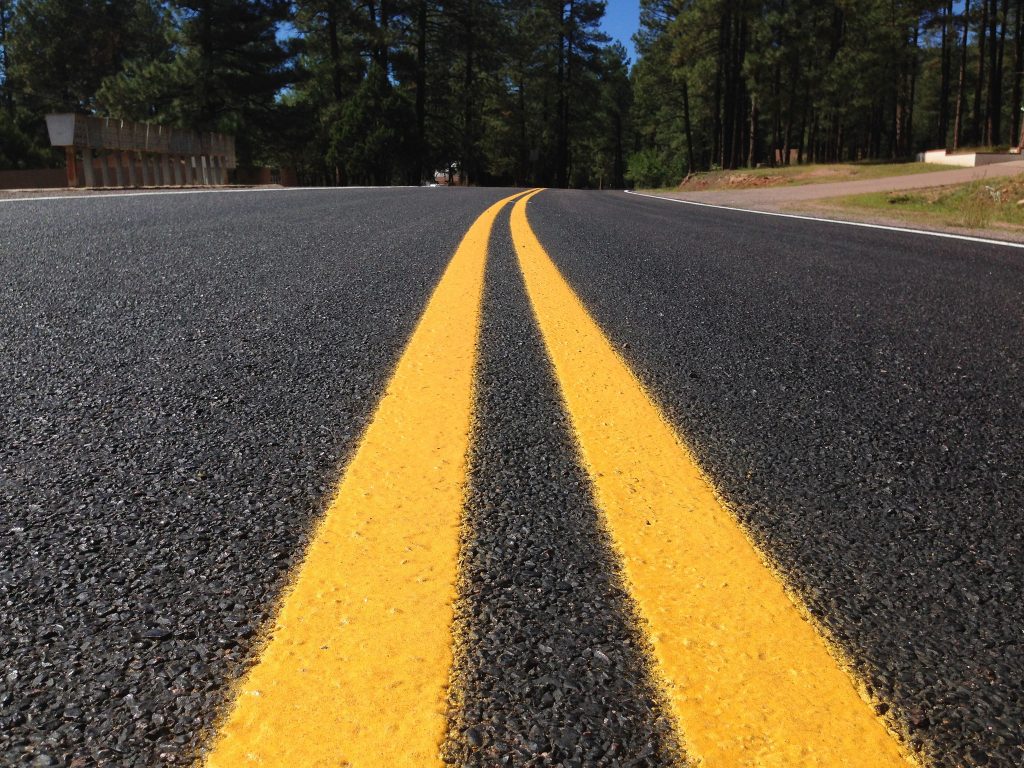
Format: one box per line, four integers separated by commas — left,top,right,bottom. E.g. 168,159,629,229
0,0,1022,188
0,0,631,186
631,0,1024,186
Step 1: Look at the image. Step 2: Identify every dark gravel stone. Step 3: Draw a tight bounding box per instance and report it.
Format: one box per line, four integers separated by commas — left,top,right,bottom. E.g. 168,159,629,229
0,187,513,766
441,206,681,767
527,189,1024,768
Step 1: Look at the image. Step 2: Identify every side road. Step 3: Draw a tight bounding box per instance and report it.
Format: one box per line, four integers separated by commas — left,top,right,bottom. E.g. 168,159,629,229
652,160,1024,207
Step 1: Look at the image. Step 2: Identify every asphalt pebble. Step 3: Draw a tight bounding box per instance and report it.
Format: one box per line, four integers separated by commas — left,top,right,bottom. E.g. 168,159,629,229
528,190,1024,768
441,207,681,767
0,188,512,765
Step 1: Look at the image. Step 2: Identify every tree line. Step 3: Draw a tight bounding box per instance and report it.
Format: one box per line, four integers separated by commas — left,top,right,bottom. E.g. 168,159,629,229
1,0,1021,187
631,0,1024,186
0,0,631,186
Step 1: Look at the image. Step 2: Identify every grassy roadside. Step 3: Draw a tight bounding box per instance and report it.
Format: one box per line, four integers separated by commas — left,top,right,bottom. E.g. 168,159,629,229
830,178,1024,230
660,161,958,193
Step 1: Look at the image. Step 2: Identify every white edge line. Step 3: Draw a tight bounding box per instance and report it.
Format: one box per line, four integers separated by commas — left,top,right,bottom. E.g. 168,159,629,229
0,185,420,205
625,190,1024,250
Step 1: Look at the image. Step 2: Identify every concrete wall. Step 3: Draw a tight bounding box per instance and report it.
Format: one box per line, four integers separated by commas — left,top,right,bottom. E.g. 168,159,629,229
917,149,1024,167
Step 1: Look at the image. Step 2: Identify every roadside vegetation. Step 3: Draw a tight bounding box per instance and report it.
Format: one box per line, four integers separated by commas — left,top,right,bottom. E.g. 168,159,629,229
660,162,958,193
834,178,1024,230
630,0,1024,188
2,0,1024,188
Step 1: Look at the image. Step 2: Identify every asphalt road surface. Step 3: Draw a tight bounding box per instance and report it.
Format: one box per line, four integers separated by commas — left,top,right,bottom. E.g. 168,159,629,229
1,187,1021,768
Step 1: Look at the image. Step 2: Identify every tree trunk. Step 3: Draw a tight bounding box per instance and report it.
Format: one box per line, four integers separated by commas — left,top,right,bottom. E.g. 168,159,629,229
718,9,734,167
327,2,342,102
748,95,758,167
974,0,989,143
782,55,798,165
906,20,919,156
415,0,427,184
612,111,624,187
462,0,475,185
555,1,570,187
990,0,1010,143
712,8,727,167
733,15,748,169
682,77,696,173
1012,0,1023,144
0,0,10,111
809,110,819,163
940,0,953,145
564,0,576,185
770,64,781,165
955,0,972,148
797,83,811,164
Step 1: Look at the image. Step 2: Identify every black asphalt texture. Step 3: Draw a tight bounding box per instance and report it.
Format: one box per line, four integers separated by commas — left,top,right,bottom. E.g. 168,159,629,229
0,187,510,766
2,186,1022,768
441,207,679,768
527,190,1024,768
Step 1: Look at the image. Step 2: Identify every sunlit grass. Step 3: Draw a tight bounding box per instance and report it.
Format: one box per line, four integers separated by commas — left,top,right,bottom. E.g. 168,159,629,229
834,178,1024,229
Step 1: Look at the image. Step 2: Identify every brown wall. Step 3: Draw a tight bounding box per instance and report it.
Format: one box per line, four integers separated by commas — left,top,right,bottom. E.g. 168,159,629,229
2,164,298,190
0,169,67,190
231,167,300,186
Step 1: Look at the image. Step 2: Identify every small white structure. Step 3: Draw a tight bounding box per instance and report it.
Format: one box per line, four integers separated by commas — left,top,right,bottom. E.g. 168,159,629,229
917,148,1024,167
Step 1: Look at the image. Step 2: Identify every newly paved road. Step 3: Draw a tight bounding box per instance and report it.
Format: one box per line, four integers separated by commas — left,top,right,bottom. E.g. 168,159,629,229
1,187,1021,768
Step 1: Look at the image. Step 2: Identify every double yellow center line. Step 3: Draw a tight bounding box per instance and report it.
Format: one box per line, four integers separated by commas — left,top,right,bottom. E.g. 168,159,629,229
204,190,920,768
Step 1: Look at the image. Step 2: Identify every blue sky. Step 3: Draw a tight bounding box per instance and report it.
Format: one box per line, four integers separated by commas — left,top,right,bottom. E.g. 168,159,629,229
600,0,641,65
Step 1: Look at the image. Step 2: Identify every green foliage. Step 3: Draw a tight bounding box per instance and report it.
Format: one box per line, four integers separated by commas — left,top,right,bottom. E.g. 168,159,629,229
0,107,54,168
3,0,1023,188
328,65,413,184
0,0,14,109
0,0,637,186
630,0,1024,182
627,146,683,188
96,0,293,164
8,0,165,112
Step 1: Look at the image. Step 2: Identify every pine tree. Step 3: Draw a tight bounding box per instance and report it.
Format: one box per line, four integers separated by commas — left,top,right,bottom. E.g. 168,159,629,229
0,0,13,111
9,0,165,113
97,0,294,163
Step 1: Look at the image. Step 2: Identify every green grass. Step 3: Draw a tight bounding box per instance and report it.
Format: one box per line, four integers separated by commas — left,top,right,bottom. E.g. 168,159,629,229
833,178,1024,229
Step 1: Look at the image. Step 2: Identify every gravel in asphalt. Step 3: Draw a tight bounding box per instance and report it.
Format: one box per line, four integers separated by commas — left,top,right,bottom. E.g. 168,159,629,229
3,186,1023,768
0,187,510,766
441,206,680,768
527,189,1024,768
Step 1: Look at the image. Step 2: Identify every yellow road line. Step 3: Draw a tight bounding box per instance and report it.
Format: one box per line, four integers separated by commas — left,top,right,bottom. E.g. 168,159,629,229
510,190,919,768
204,190,529,768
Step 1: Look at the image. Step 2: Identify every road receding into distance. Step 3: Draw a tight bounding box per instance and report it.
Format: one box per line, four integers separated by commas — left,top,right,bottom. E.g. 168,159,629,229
1,187,1021,768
